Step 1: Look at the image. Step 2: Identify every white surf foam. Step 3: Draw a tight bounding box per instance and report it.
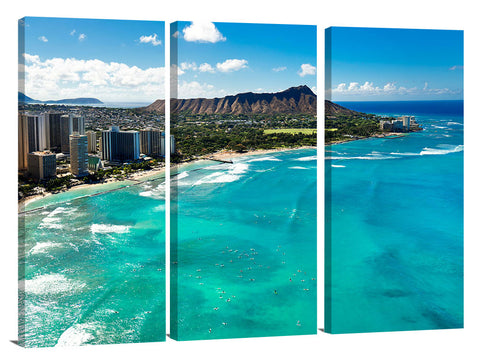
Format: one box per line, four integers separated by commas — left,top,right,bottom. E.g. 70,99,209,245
246,156,282,163
153,204,165,212
194,163,250,185
22,274,86,295
90,224,131,234
327,155,397,160
55,322,97,347
296,155,317,161
289,166,309,170
38,206,78,229
29,242,62,255
420,145,464,156
331,165,346,168
139,183,165,199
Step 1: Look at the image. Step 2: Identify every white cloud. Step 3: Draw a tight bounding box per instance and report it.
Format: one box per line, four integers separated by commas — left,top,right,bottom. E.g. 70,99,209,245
139,33,162,46
330,81,460,98
198,63,215,73
216,59,248,73
178,62,216,74
298,63,316,77
177,80,227,99
183,22,226,43
172,31,180,38
70,29,76,36
449,65,464,71
273,66,287,72
38,36,48,42
180,62,197,71
78,33,87,41
23,53,165,102
383,82,396,92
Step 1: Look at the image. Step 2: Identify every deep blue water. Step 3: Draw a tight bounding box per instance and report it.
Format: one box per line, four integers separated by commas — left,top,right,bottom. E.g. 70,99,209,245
337,100,463,117
326,100,464,333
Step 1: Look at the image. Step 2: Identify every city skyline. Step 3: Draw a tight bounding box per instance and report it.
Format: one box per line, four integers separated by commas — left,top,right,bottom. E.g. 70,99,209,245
19,17,165,103
172,21,317,99
326,27,464,101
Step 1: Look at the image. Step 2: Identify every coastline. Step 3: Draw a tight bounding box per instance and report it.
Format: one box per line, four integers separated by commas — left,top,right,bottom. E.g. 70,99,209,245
201,146,316,161
325,132,407,146
19,146,315,209
18,165,166,211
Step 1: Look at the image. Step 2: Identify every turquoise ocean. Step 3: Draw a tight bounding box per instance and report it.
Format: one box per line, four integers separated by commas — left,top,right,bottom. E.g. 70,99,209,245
326,100,463,333
18,175,166,347
18,147,317,346
171,148,317,340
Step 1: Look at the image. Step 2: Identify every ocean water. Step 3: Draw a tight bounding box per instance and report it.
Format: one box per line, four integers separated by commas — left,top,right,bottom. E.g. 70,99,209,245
326,100,463,333
18,176,166,347
171,149,317,340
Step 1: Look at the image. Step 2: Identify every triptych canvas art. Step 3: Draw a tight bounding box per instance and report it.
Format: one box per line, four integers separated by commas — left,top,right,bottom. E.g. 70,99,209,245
18,17,463,347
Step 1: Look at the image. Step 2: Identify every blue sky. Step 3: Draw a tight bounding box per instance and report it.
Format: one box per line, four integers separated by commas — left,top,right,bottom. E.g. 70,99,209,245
172,22,316,98
20,17,165,102
326,27,463,101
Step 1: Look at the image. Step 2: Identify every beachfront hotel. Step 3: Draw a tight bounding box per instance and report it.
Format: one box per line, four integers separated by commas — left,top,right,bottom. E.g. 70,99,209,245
69,133,89,177
86,130,97,154
44,112,63,153
18,113,48,170
380,115,419,132
26,151,57,180
101,126,140,162
140,129,175,157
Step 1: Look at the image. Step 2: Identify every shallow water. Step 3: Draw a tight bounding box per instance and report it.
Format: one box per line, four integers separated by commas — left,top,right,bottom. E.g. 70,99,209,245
19,176,166,347
171,148,318,340
326,101,463,333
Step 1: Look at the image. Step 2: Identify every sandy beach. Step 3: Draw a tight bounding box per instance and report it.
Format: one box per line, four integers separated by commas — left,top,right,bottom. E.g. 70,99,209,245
18,165,166,210
18,146,316,209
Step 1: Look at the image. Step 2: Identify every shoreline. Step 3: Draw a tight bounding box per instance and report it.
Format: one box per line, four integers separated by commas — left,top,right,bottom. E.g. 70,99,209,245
201,146,316,162
18,165,166,210
325,132,408,146
19,146,315,208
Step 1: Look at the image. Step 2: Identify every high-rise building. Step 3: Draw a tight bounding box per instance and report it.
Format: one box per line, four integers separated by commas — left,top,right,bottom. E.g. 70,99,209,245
45,112,64,152
397,116,415,132
160,133,176,155
70,114,85,135
86,131,97,153
69,133,89,177
101,126,140,162
60,115,71,154
18,113,48,170
140,129,163,156
27,151,56,180
170,134,176,154
140,129,175,157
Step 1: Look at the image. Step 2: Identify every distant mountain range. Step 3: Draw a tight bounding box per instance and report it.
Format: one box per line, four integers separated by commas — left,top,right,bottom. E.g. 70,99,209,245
18,92,103,105
143,85,317,115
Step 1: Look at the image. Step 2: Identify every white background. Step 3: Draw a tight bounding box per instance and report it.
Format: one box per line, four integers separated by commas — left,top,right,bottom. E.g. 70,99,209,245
1,1,479,359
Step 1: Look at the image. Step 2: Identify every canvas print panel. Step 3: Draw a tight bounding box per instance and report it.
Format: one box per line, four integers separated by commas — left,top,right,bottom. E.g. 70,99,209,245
170,21,317,340
325,27,463,333
18,17,166,347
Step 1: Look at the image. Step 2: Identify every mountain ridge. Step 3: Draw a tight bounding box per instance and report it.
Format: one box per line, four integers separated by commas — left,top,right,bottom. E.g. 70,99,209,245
324,99,364,116
143,85,317,115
